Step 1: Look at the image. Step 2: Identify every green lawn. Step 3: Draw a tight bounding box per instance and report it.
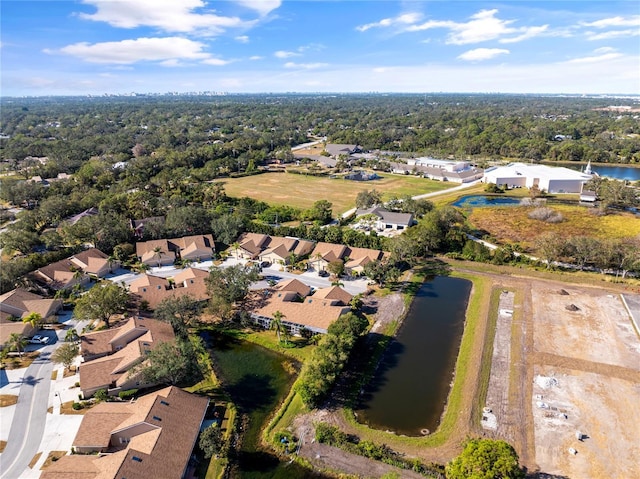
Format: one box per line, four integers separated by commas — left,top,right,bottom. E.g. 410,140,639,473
220,172,455,213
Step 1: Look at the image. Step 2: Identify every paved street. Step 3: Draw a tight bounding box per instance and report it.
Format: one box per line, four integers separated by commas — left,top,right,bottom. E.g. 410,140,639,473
1,348,54,479
108,258,370,296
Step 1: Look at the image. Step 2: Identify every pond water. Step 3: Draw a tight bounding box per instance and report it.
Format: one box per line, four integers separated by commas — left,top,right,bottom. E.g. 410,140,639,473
452,195,523,208
206,332,324,478
565,164,640,182
355,276,472,436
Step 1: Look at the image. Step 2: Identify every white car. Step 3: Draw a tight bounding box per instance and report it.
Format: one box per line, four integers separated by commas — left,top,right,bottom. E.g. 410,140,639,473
29,335,50,344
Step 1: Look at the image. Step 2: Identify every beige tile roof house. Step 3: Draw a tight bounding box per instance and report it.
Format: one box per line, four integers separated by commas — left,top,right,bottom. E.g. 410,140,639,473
308,242,349,270
135,239,175,267
311,286,353,306
69,248,117,277
128,269,209,309
32,258,89,291
0,288,62,345
170,234,215,262
235,232,271,259
41,386,208,479
274,278,312,298
344,246,385,274
32,248,116,290
250,290,350,335
258,236,315,265
234,233,314,263
79,317,175,397
136,235,216,266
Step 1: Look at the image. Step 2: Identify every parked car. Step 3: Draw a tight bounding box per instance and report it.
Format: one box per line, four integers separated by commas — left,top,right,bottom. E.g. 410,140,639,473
318,270,329,277
29,335,50,344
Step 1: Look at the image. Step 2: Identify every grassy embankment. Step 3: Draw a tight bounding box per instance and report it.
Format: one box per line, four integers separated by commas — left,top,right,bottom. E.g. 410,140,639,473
221,172,454,212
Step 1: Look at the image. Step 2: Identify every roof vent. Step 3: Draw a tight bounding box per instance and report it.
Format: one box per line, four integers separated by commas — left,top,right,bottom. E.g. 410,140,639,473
152,415,162,421
132,456,142,462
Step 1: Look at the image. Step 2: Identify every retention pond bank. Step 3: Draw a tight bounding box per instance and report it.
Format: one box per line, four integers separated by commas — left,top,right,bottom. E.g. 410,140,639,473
355,276,472,436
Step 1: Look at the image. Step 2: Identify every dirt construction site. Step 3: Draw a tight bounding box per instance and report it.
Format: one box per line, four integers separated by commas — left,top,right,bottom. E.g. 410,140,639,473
293,270,640,479
526,283,640,479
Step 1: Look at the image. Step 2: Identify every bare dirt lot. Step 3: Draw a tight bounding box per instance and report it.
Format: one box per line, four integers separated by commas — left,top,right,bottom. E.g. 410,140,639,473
290,269,640,479
529,281,640,479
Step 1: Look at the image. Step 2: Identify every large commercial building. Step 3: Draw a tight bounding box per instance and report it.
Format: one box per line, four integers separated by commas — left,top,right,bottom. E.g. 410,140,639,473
482,163,592,193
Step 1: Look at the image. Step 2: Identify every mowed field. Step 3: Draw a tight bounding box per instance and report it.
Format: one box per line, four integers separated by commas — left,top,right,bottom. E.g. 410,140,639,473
221,172,454,212
468,204,640,251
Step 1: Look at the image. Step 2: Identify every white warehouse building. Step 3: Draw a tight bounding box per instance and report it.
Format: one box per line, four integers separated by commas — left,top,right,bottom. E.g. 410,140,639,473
482,163,592,194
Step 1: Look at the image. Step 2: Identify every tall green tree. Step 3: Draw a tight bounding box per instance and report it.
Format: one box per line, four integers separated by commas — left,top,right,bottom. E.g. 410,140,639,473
355,189,382,209
446,438,524,479
73,281,129,328
51,342,79,371
135,337,207,386
199,423,225,459
154,295,203,339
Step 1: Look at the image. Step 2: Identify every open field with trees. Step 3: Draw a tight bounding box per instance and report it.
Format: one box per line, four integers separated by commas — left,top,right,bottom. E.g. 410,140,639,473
221,172,454,212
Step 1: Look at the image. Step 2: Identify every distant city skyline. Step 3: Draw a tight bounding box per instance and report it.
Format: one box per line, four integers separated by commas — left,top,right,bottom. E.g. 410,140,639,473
2,1,639,96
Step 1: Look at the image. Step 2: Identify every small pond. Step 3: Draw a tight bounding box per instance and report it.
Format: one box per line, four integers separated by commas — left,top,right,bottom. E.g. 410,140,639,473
205,332,323,478
452,195,524,208
355,276,472,436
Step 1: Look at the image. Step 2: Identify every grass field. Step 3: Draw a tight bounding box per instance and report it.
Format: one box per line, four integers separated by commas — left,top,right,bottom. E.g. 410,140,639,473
468,204,640,250
220,172,455,213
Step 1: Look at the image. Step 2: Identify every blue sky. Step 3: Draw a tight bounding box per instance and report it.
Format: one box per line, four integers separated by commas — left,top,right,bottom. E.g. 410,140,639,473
2,1,639,96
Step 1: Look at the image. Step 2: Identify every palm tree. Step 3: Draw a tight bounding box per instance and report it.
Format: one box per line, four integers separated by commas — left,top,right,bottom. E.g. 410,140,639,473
270,311,287,344
231,242,241,260
65,328,80,343
152,246,165,267
331,280,344,287
106,253,118,273
313,253,324,273
23,312,43,330
7,333,27,358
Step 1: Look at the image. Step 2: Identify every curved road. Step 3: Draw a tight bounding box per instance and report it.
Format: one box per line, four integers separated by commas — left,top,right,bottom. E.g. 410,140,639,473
1,347,54,479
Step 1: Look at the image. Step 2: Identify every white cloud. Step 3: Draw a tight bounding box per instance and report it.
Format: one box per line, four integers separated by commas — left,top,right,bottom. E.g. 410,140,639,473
404,9,546,45
78,0,245,34
284,62,328,70
202,58,231,66
274,50,300,58
249,55,263,60
500,25,548,44
581,15,640,28
356,12,422,32
51,37,211,64
235,0,281,16
235,35,250,43
458,48,510,61
566,52,624,64
594,47,616,54
587,29,640,41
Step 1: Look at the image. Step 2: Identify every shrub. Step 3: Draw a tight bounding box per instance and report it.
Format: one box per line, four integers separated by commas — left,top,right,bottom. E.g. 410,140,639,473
72,402,84,410
528,207,564,223
94,389,108,402
118,389,138,400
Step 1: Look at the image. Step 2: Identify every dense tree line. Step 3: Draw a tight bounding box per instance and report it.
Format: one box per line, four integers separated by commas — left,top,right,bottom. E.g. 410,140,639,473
296,312,369,408
2,95,638,177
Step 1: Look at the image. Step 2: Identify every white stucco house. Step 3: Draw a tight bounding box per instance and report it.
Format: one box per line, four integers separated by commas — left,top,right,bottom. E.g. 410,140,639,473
482,163,592,194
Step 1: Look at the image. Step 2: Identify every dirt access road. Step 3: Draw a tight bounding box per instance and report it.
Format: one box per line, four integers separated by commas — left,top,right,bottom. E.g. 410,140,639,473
293,270,640,479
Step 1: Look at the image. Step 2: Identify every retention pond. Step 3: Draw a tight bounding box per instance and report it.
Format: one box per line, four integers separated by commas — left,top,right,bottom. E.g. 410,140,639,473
355,276,472,436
